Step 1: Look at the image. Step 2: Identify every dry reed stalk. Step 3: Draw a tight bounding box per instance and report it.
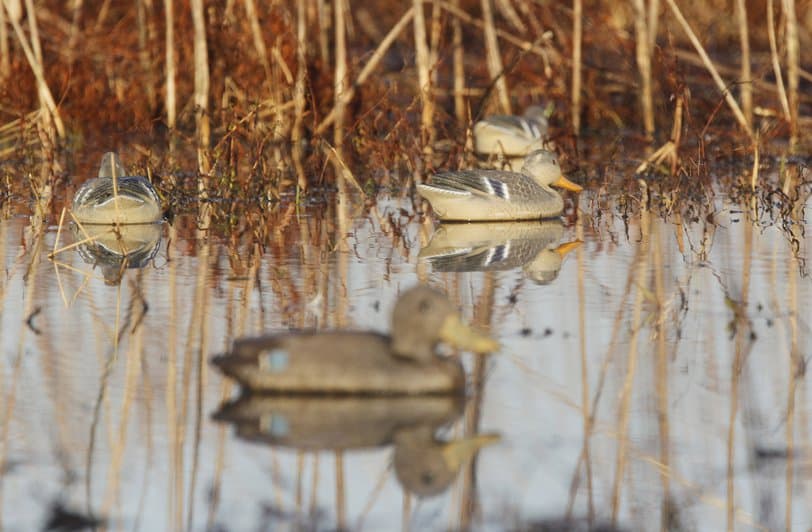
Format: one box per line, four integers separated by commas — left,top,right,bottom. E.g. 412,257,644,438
734,0,752,128
766,0,790,120
66,0,84,61
451,0,465,122
316,0,329,66
165,0,177,131
165,225,181,532
315,7,415,135
664,0,753,139
481,0,511,114
191,0,210,174
335,453,346,529
572,0,582,134
647,0,659,48
137,0,157,111
413,0,435,157
334,0,348,152
0,0,8,79
782,0,799,149
243,0,272,80
652,221,671,527
292,0,308,192
611,180,650,524
633,0,654,139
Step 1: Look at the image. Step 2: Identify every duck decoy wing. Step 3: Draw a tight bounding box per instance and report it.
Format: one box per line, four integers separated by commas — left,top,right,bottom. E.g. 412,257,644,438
429,171,514,200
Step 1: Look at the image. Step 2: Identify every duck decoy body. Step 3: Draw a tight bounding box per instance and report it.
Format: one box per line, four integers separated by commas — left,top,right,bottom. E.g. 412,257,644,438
211,285,499,394
473,105,550,158
417,149,582,221
72,152,162,224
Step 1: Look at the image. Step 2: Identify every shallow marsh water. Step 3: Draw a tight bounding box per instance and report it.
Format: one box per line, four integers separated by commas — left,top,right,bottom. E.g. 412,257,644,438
0,168,811,531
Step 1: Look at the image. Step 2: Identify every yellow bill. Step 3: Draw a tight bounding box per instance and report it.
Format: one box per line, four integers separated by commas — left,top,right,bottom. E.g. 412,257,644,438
553,175,583,192
441,433,502,469
439,313,500,354
555,240,582,257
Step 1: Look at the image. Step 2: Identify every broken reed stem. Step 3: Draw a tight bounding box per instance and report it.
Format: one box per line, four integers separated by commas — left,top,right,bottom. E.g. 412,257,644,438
165,0,177,130
451,0,465,123
1,0,64,138
291,0,307,192
334,0,348,152
633,0,654,140
734,0,752,128
664,0,753,140
782,0,799,150
571,0,582,134
766,0,790,121
316,7,415,135
481,0,511,114
413,0,435,158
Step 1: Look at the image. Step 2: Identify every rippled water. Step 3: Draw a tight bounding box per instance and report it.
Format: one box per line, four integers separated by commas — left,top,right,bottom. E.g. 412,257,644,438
0,174,811,531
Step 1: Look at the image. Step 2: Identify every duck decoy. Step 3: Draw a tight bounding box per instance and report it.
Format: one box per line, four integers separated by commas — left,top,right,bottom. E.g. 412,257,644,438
71,152,163,224
212,393,500,497
211,285,499,394
417,149,582,221
473,105,551,159
419,220,581,284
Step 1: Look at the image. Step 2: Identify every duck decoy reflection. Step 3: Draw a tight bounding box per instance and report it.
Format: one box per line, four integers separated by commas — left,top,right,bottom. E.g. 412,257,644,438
71,152,163,224
212,394,500,497
417,149,582,221
211,285,499,394
420,220,580,284
70,222,162,285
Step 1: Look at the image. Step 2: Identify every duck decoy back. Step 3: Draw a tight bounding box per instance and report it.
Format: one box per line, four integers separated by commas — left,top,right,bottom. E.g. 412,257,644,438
71,152,163,225
417,149,582,221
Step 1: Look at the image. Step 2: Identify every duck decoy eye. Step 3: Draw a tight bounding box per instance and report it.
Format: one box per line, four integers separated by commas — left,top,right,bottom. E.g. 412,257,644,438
421,471,435,485
418,298,432,312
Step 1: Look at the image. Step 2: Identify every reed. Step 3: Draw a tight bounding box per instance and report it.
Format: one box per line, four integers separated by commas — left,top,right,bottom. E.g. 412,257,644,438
451,0,466,123
165,0,177,131
572,0,582,134
292,0,308,191
334,0,348,152
481,0,511,114
633,0,655,139
783,0,800,150
413,0,435,157
734,0,752,128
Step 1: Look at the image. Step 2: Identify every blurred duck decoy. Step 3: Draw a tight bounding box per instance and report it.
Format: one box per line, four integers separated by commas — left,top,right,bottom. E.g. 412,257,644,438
71,222,162,285
72,152,163,224
211,285,499,394
212,394,500,497
417,149,582,221
419,220,581,284
473,105,551,161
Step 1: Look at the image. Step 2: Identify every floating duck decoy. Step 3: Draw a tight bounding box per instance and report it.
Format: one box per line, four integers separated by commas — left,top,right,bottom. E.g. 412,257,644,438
473,105,551,160
211,285,499,394
212,394,500,497
419,220,581,284
71,152,162,224
71,222,162,285
417,149,582,221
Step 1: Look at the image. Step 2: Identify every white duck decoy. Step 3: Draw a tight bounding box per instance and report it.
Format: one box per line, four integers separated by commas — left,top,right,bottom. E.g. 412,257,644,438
72,152,162,224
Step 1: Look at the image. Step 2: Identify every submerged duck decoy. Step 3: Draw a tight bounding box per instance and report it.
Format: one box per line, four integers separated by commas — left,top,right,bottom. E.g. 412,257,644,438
417,149,583,221
71,222,162,285
213,394,500,497
211,285,499,394
473,105,551,159
419,220,581,284
71,152,162,224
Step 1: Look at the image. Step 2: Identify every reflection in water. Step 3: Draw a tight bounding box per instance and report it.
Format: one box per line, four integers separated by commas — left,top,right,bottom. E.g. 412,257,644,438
70,222,162,285
420,220,579,284
213,394,499,497
1,166,811,530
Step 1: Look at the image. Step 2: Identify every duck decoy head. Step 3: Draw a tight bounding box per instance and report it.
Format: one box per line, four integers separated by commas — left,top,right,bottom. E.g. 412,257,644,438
390,286,499,363
97,152,129,179
521,150,583,192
